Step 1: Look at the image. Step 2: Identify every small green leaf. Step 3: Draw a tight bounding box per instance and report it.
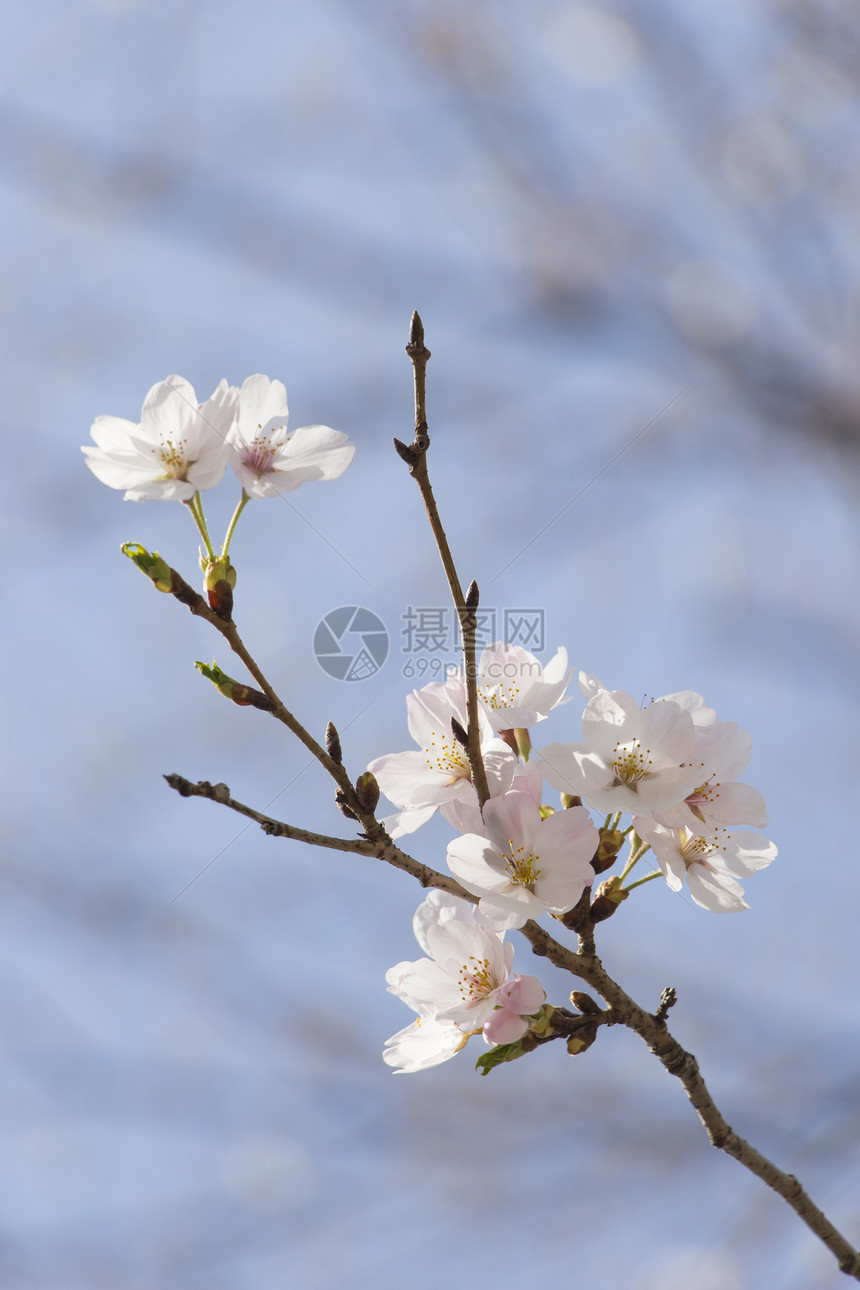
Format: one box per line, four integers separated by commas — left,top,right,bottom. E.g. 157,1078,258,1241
475,1041,525,1076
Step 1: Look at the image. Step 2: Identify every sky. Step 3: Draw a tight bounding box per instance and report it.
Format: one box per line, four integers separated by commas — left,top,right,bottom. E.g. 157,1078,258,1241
4,1,860,1287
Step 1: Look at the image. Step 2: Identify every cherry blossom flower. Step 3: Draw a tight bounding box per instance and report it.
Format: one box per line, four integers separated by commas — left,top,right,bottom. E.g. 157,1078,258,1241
652,720,768,832
577,675,768,831
539,686,702,816
227,374,354,498
383,1016,468,1073
475,643,572,731
440,758,544,838
635,819,777,912
369,675,517,838
386,916,546,1053
446,790,598,929
83,376,237,502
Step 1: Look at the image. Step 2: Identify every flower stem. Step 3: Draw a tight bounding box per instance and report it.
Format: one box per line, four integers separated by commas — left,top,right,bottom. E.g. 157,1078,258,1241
624,868,662,893
184,493,216,559
618,833,649,883
222,491,251,557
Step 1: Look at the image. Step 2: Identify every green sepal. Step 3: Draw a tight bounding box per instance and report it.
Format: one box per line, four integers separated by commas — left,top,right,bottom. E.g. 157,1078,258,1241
475,1040,526,1075
196,660,232,696
121,542,172,593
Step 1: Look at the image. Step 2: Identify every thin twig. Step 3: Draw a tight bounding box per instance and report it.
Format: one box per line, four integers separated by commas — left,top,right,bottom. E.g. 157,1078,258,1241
394,311,490,807
160,568,359,803
164,774,474,901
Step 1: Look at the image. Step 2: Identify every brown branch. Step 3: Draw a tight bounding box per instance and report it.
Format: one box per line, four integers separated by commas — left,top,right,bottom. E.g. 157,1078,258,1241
158,568,362,809
164,774,474,901
394,311,490,807
517,919,860,1280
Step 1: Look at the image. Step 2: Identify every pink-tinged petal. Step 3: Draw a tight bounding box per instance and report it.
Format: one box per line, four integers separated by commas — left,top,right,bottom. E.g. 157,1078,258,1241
499,974,546,1015
535,804,598,867
482,1009,530,1046
482,791,542,857
692,782,768,829
533,867,592,915
510,759,543,805
446,835,508,898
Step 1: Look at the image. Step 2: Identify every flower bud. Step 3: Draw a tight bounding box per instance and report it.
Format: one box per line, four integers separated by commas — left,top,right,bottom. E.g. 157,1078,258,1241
195,661,275,712
202,555,237,621
355,771,380,814
590,875,629,924
325,721,343,765
592,827,624,874
570,991,602,1016
561,793,582,809
121,542,173,593
567,1024,598,1056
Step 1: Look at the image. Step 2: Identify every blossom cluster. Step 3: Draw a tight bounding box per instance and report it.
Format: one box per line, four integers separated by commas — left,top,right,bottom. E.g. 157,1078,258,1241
376,647,776,1071
82,374,354,503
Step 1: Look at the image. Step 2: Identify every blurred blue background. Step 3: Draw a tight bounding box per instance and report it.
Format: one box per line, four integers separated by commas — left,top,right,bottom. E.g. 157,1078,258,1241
4,1,860,1286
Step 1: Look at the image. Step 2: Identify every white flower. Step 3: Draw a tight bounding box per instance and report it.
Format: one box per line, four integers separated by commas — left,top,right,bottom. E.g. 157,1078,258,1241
578,675,768,830
386,917,545,1043
446,790,597,929
227,374,354,498
652,719,768,831
539,687,702,815
383,1016,468,1073
476,643,572,731
369,675,517,837
83,376,237,501
636,819,777,912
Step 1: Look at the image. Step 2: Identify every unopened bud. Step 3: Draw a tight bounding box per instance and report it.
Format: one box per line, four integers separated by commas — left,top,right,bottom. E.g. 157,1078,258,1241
561,794,582,809
570,991,602,1016
451,717,469,749
590,875,629,924
202,555,237,621
121,542,173,593
325,721,343,765
567,1023,598,1056
355,771,380,814
592,827,624,874
195,661,275,712
465,580,480,610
